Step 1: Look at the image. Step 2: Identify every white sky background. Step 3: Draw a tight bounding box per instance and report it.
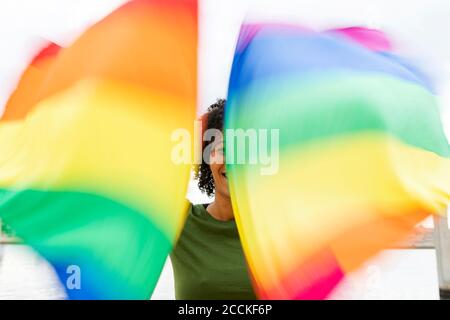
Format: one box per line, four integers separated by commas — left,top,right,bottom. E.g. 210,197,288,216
0,0,449,213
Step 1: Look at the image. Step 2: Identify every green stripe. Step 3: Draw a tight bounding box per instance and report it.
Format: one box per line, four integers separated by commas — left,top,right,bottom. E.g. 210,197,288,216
227,72,449,157
0,188,173,299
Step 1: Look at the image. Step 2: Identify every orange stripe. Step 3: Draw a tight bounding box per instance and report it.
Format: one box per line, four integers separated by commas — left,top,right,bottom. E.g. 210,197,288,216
331,210,429,272
2,43,61,121
258,247,344,300
255,210,428,299
2,0,197,121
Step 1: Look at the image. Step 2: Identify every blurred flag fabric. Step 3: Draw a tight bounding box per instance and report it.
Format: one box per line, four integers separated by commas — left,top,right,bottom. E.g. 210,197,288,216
226,24,450,300
0,0,197,299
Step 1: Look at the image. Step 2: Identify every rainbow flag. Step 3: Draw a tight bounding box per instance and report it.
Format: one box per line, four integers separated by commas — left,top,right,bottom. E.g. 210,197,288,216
226,24,450,299
0,0,197,299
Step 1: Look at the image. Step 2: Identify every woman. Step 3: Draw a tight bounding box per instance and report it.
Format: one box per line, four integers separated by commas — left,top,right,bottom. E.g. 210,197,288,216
170,99,256,300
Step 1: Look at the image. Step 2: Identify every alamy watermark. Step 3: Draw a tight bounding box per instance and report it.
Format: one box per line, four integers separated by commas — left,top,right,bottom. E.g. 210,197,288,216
171,120,280,175
66,265,81,290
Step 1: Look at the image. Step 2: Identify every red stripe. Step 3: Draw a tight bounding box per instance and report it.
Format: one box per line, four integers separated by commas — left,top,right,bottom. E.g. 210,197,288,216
31,42,61,65
261,247,345,300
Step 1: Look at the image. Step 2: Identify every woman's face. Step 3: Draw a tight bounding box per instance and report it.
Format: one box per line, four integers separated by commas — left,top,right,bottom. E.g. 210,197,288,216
209,139,230,198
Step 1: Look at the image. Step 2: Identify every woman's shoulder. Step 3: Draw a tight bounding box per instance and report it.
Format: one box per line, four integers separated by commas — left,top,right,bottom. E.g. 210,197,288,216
171,203,207,254
178,203,207,230
189,202,208,217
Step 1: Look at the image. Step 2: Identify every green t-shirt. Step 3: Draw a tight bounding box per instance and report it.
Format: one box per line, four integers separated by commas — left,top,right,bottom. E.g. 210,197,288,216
170,203,257,300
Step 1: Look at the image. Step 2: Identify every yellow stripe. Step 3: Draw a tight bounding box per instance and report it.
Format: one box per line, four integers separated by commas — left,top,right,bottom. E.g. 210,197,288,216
231,133,450,292
0,78,195,237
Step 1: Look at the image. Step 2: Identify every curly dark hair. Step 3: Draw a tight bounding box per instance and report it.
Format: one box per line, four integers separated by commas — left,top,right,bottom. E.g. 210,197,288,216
194,99,225,197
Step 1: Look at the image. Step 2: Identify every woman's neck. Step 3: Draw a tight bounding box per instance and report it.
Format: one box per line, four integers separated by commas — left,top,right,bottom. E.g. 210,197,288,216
207,194,234,221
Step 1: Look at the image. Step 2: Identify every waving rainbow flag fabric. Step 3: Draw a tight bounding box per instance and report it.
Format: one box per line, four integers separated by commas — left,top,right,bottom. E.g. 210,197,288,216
0,0,197,299
226,24,450,299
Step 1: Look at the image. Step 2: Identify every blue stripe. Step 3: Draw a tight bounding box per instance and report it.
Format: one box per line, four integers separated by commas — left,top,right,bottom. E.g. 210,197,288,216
228,27,433,95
